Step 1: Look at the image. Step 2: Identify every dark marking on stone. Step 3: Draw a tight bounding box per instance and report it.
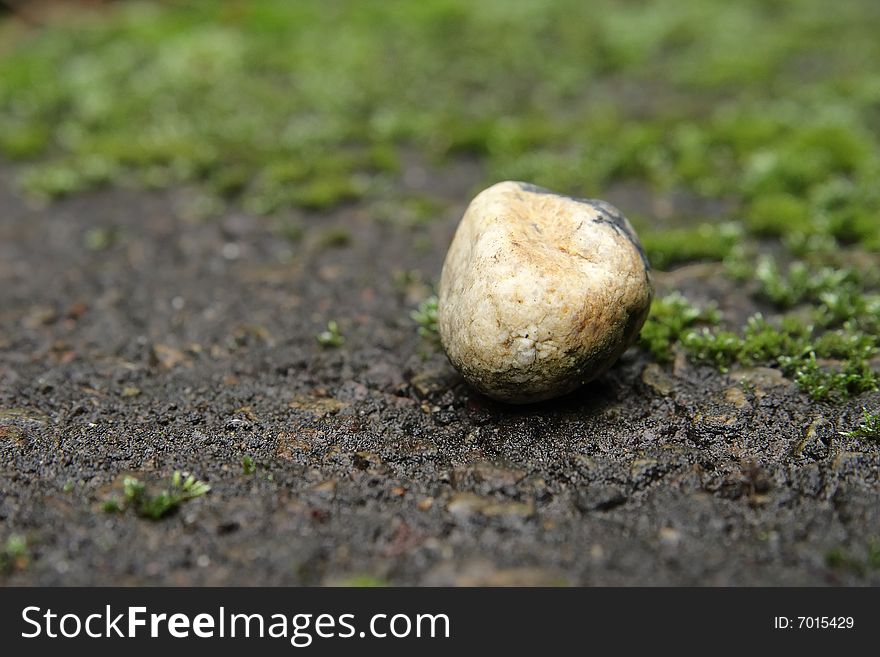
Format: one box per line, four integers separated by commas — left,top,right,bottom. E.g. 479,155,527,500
516,181,651,271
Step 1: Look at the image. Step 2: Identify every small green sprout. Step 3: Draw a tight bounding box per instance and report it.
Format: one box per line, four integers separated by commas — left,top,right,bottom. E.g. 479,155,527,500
841,409,880,440
242,455,256,475
316,320,345,348
83,226,119,252
825,547,865,575
317,227,352,249
104,471,211,520
824,540,880,575
411,295,439,338
871,541,880,570
102,500,123,513
0,534,29,572
279,222,304,243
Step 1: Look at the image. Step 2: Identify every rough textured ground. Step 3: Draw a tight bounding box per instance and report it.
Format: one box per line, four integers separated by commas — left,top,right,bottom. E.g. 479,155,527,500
2,162,879,586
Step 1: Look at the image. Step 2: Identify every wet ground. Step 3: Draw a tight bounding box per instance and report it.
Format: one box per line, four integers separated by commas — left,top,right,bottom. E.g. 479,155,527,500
1,163,879,586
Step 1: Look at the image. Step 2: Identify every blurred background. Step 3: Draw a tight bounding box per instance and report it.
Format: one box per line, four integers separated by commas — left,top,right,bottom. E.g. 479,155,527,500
1,0,878,265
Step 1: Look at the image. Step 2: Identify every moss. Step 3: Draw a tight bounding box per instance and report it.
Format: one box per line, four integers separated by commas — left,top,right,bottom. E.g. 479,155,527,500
103,472,211,520
814,289,877,330
841,408,880,440
411,295,439,338
663,257,879,400
870,541,880,570
316,320,344,348
641,223,741,271
825,541,880,575
784,353,877,401
0,122,49,159
0,534,29,573
292,176,364,211
743,194,811,238
681,314,878,401
374,196,442,229
754,257,857,310
278,221,304,243
209,165,251,200
737,315,812,365
810,178,880,247
316,228,352,250
742,123,874,198
825,547,864,575
639,293,720,362
681,328,742,372
83,226,119,252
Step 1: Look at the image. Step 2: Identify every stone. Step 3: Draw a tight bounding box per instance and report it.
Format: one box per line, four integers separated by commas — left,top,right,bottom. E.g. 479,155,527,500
288,395,347,417
723,385,750,409
438,181,652,403
792,417,831,460
641,362,675,395
575,483,627,512
446,492,534,519
731,366,793,399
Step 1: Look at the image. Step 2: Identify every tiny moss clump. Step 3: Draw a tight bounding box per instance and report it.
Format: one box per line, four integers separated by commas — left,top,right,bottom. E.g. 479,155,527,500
841,409,880,440
316,227,352,250
103,472,210,520
825,547,865,575
825,540,880,576
639,293,720,362
83,226,119,252
316,320,345,348
0,534,29,573
411,295,439,338
681,328,742,372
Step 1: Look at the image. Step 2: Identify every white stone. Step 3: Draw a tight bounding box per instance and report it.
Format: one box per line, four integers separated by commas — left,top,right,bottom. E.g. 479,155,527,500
438,181,652,403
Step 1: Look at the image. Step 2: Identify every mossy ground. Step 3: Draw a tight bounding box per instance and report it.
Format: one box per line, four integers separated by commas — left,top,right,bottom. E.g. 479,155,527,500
0,0,878,585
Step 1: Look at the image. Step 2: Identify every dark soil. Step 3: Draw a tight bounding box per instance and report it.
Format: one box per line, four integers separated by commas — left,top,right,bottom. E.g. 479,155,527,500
1,164,878,586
